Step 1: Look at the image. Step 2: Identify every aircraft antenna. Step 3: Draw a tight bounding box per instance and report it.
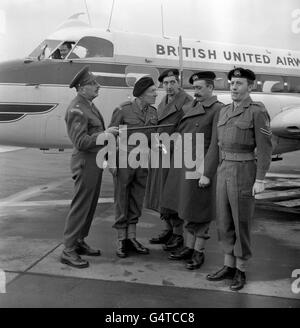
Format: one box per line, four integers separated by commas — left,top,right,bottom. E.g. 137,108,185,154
107,0,116,32
84,0,92,25
161,4,166,38
179,35,183,87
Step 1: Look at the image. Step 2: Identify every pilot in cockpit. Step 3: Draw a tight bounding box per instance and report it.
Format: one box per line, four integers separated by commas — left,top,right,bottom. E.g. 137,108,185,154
59,42,73,59
51,42,74,60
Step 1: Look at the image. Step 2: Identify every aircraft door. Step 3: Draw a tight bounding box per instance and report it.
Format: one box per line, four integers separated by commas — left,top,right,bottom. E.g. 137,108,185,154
44,108,70,149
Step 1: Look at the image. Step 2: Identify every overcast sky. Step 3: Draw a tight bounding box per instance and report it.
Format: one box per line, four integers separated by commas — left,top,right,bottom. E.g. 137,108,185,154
0,0,300,61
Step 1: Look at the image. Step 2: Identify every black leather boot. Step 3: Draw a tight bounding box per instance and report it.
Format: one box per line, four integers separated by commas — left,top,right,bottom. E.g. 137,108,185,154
116,240,128,258
168,247,194,260
230,269,246,291
127,238,149,254
149,230,173,244
76,240,101,256
206,266,236,281
61,249,89,268
163,234,183,251
185,251,205,270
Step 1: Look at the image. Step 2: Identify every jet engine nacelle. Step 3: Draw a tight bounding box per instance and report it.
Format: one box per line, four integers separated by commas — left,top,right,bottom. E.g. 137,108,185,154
271,105,300,139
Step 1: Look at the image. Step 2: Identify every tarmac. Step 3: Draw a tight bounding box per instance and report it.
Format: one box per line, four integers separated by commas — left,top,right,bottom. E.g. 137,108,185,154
0,147,299,308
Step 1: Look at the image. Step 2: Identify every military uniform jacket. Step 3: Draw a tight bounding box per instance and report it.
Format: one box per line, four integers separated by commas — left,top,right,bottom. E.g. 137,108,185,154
144,89,192,211
157,89,193,134
65,94,106,155
217,96,272,180
109,99,158,152
161,96,223,223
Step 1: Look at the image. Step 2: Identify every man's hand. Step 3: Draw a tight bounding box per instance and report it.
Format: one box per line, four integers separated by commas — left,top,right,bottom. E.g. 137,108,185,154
252,180,265,196
105,126,119,136
198,175,210,188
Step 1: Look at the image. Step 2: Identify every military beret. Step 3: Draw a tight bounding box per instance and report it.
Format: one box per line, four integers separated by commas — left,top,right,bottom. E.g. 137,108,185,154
189,71,216,84
158,68,179,82
228,67,256,81
69,65,98,88
133,76,155,97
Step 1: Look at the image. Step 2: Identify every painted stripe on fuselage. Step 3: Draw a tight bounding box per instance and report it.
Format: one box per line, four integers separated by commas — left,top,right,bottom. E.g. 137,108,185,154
0,113,24,122
0,103,55,113
0,103,58,122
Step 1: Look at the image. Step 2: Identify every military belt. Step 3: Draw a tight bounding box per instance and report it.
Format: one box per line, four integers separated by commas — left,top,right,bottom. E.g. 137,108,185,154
220,151,255,161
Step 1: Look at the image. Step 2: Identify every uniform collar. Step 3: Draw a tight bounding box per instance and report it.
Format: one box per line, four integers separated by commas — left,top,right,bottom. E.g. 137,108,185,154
132,99,147,122
201,95,218,108
233,96,252,109
77,93,93,106
158,89,188,121
77,93,102,119
181,100,206,121
228,96,253,119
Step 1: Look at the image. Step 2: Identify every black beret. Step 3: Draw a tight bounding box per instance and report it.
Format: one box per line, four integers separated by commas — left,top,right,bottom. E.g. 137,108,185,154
133,76,155,97
189,71,216,84
158,68,179,82
69,65,98,88
228,67,256,81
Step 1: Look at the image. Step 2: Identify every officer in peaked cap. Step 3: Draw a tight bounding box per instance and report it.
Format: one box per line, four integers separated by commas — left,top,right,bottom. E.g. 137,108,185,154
145,68,192,252
108,76,158,258
69,65,97,89
206,67,272,291
61,66,118,269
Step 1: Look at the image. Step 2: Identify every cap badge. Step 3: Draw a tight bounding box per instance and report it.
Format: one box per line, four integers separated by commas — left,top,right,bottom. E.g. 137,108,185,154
233,70,241,77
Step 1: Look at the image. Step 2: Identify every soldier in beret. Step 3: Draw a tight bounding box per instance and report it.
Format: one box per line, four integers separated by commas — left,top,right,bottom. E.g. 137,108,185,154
161,71,223,269
109,76,158,258
145,68,193,252
207,67,272,291
61,66,119,268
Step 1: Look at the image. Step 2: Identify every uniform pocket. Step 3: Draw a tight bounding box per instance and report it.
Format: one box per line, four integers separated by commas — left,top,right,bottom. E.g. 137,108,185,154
125,118,141,125
217,117,227,127
235,121,253,129
232,120,254,145
240,189,253,198
149,117,158,125
70,157,85,180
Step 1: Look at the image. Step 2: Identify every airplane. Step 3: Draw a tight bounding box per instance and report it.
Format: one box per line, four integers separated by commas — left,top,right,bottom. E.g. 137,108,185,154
0,14,300,157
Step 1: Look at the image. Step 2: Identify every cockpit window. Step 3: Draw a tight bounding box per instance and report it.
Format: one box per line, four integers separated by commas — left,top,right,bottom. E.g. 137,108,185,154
51,41,76,59
68,36,114,59
29,40,61,59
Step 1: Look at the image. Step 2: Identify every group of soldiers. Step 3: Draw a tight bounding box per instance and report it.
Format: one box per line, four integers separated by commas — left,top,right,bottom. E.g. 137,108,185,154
61,64,273,291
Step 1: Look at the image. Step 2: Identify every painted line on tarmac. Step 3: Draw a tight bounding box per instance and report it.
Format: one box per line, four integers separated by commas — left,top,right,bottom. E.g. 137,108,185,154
0,179,70,204
0,146,24,153
5,243,63,287
0,198,114,207
28,244,299,301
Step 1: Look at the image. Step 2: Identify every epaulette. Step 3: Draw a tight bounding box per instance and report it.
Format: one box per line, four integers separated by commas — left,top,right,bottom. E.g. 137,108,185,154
182,100,193,112
215,100,225,107
251,101,268,112
69,108,83,115
252,101,265,107
149,105,157,111
119,101,132,109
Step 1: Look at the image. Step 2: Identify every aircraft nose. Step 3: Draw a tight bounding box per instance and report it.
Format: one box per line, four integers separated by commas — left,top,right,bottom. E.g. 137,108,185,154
271,106,300,139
